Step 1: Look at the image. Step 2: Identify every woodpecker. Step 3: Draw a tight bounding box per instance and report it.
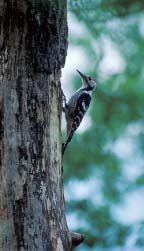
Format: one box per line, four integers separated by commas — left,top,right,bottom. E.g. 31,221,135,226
62,70,97,154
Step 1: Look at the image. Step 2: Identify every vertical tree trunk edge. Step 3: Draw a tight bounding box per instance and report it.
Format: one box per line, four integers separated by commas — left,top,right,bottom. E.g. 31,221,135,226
0,0,84,250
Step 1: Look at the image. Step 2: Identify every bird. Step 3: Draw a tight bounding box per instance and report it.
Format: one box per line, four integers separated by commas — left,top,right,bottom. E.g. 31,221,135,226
62,69,97,154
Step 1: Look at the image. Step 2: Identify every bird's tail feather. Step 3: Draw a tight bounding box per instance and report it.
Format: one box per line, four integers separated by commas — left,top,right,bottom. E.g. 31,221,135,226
62,130,74,155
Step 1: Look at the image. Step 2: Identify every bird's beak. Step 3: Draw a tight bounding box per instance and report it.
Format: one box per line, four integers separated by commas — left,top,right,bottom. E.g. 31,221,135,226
76,69,88,82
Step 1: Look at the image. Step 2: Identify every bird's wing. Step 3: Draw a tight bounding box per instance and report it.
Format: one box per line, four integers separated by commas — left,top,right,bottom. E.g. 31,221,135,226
65,91,91,138
63,92,91,152
66,90,81,116
72,92,91,130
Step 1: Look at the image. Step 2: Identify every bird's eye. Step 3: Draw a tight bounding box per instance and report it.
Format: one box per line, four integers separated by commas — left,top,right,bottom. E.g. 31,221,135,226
89,77,91,80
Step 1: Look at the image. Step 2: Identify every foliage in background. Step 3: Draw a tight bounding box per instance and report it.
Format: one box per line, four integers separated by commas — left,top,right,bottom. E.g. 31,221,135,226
63,0,144,250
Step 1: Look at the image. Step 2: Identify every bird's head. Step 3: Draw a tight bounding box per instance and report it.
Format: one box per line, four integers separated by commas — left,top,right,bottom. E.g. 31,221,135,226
76,69,97,91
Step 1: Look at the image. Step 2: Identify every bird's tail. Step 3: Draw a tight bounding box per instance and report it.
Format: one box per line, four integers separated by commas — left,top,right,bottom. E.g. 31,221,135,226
62,130,74,155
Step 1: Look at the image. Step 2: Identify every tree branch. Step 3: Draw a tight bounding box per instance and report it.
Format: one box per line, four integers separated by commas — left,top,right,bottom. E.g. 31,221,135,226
70,232,84,250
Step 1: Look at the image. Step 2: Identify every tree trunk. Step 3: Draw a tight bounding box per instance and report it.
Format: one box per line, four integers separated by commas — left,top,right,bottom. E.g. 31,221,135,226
0,1,83,250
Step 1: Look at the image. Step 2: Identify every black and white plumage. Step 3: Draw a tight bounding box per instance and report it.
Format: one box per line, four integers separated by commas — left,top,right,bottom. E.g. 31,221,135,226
62,70,97,154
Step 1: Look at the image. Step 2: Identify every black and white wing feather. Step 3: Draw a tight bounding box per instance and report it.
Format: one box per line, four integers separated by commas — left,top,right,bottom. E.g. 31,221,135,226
72,92,91,131
62,91,91,154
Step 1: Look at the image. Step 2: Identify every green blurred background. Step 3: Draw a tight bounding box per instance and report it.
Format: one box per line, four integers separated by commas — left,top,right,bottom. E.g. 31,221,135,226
62,1,144,250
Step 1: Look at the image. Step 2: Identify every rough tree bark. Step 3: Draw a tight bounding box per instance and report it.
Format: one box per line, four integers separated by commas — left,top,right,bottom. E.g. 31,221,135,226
0,1,83,250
